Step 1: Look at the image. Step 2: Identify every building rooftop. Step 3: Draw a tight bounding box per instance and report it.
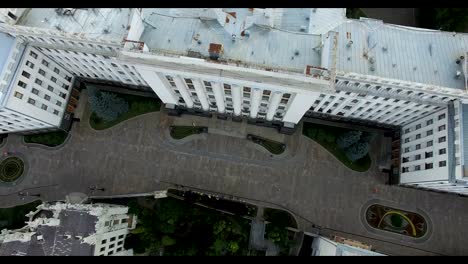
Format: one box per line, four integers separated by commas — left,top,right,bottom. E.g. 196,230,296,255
139,8,324,72
0,204,98,256
15,8,132,42
334,18,468,90
0,32,15,76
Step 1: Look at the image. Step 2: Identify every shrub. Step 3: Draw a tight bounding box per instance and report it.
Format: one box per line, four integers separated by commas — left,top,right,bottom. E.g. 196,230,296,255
360,131,376,143
324,133,336,143
306,128,318,138
88,87,129,122
317,129,328,142
336,130,362,149
345,141,370,161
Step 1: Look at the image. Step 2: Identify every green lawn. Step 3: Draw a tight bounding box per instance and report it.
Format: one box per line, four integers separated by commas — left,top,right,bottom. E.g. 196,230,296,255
0,200,41,230
170,126,207,140
90,92,161,130
24,131,68,147
302,122,371,172
264,208,298,229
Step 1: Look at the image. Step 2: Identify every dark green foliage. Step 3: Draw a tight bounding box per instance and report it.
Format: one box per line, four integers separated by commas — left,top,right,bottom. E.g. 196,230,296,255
302,122,371,172
127,197,250,256
346,8,367,19
263,208,297,229
345,141,370,161
170,126,207,140
89,89,161,130
0,200,41,230
24,131,67,147
360,131,376,143
336,130,362,149
418,8,468,32
88,87,129,122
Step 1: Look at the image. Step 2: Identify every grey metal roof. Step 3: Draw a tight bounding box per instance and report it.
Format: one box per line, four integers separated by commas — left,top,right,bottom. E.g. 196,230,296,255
139,8,323,72
0,32,15,77
16,8,132,42
334,18,468,89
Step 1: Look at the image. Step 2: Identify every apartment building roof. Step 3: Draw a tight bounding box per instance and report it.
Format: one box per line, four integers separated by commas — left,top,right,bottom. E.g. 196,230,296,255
0,32,15,77
334,18,468,90
139,8,324,73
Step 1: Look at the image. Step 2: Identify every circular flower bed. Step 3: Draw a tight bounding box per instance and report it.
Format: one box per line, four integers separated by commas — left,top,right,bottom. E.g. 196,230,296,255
0,157,24,183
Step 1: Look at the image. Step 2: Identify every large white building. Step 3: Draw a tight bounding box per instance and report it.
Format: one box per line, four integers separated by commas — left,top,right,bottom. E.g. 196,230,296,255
0,8,467,194
0,202,137,256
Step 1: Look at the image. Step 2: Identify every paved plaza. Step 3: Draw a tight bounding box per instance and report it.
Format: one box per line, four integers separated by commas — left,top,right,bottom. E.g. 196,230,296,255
1,105,468,256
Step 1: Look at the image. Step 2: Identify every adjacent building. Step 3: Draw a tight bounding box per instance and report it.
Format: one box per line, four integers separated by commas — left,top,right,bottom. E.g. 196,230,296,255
0,202,137,256
0,8,467,194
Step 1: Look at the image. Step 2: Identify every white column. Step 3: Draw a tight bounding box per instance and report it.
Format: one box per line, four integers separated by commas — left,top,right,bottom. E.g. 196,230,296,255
192,78,210,111
212,82,225,113
250,88,262,119
266,91,283,121
283,93,319,124
133,68,178,105
232,84,242,116
173,76,194,108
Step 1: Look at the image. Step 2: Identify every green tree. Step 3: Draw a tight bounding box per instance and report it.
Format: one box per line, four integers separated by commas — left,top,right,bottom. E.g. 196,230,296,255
336,130,362,149
345,141,370,161
88,87,129,122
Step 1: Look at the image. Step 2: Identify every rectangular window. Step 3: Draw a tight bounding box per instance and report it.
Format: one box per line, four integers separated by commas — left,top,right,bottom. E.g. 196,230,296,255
38,69,46,76
415,134,421,139
415,154,421,160
56,101,62,107
415,144,421,150
416,124,421,130
35,78,42,85
14,91,23,99
26,60,35,69
404,147,410,153
404,128,410,134
203,81,211,87
47,86,54,92
404,138,410,143
439,161,447,167
425,152,433,158
31,88,39,95
21,71,31,78
51,76,57,83
30,51,38,59
415,165,421,171
438,113,446,120
438,125,446,131
438,136,446,143
425,163,433,169
44,94,51,101
426,130,433,136
439,148,446,155
41,104,47,110
118,234,125,239
53,110,59,115
41,59,49,67
27,98,35,105
110,237,116,242
54,67,60,74
18,81,27,88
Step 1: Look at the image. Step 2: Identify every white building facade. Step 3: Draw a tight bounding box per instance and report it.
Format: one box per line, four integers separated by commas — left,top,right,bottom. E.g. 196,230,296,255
0,8,467,193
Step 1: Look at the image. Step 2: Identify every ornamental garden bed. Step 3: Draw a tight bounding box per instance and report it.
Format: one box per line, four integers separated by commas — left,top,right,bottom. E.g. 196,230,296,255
302,122,373,172
89,88,161,130
0,156,25,183
247,134,286,155
24,131,68,147
365,204,427,238
169,126,208,140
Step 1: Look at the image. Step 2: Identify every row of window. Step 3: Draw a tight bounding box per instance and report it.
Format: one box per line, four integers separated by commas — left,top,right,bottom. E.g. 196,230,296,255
403,114,446,134
403,125,446,143
402,160,447,173
403,137,446,153
402,148,447,162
